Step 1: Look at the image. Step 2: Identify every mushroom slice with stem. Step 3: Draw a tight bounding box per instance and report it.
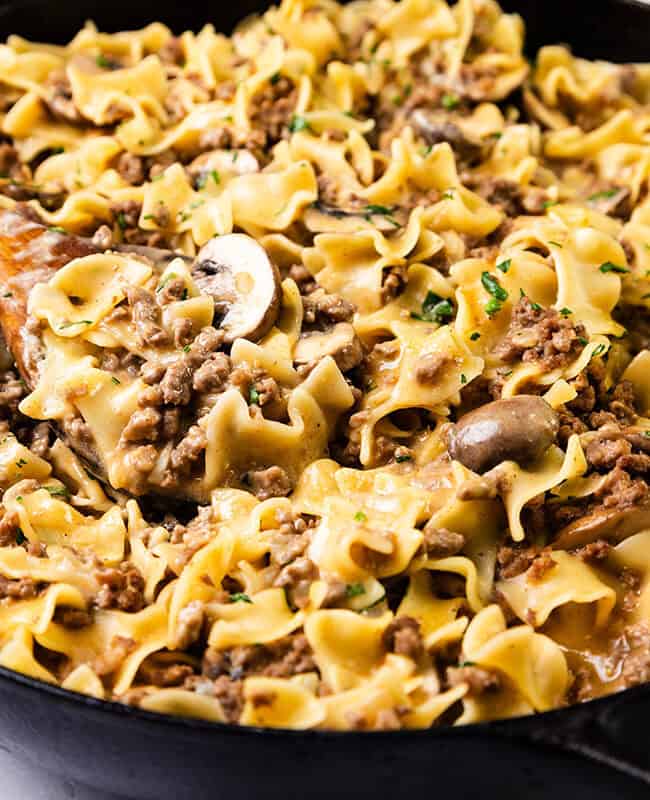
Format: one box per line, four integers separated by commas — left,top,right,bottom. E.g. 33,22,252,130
409,110,489,165
293,322,363,373
193,234,281,343
553,500,650,550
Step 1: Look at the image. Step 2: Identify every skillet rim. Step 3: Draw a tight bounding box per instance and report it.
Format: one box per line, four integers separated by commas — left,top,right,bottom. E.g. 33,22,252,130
0,0,649,749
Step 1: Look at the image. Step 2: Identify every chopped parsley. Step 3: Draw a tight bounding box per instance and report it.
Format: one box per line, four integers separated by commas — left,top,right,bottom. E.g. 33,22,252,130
364,204,400,227
496,259,511,273
182,344,191,353
592,343,607,358
559,307,572,317
410,291,454,323
3,292,12,298
441,93,460,110
111,377,121,385
578,336,589,346
481,271,508,302
542,200,558,208
15,458,27,468
181,288,188,301
270,71,281,85
485,297,503,316
588,189,618,202
45,486,70,498
441,189,455,200
599,261,629,274
354,510,367,523
644,431,650,438
96,53,111,68
249,387,260,405
470,331,481,341
47,226,67,234
458,660,476,667
116,211,127,231
15,529,26,545
229,592,252,604
460,373,467,384
345,583,366,598
547,240,563,248
288,115,311,133
156,273,177,292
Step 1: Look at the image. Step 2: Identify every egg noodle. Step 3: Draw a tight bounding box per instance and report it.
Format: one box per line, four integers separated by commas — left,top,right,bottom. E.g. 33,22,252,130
0,0,648,730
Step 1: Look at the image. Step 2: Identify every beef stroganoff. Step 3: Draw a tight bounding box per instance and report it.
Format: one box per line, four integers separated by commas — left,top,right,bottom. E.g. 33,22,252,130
0,0,648,730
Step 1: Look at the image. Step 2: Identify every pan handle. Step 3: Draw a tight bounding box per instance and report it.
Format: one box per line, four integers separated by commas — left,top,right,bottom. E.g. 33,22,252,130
516,686,650,785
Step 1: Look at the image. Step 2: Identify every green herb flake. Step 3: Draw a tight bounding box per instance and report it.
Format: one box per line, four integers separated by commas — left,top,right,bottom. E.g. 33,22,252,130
45,486,70,499
470,331,481,341
458,660,476,667
547,240,563,248
116,211,127,231
481,271,508,302
3,292,12,298
642,293,650,300
354,510,367,523
410,290,454,324
182,344,191,353
229,592,252,604
345,583,366,598
496,259,511,273
559,307,572,317
288,115,311,133
441,93,460,110
592,343,607,358
542,200,558,208
395,454,412,463
96,53,111,69
484,297,502,316
181,288,188,301
442,189,455,200
588,189,618,202
47,226,67,234
111,377,121,385
15,529,26,545
460,373,467,384
15,458,27,468
196,173,208,190
151,174,164,182
644,431,650,438
578,336,589,346
210,169,221,186
599,261,629,274
270,71,281,85
249,387,260,405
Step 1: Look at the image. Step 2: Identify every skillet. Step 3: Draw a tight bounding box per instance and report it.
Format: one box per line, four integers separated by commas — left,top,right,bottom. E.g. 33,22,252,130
0,0,650,797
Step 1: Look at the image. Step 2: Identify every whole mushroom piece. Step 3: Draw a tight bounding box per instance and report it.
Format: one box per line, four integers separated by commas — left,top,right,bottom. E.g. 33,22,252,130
447,395,560,474
193,234,282,344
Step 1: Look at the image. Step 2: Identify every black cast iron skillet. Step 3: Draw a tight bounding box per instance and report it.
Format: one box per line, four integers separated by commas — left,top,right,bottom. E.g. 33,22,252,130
1,0,650,797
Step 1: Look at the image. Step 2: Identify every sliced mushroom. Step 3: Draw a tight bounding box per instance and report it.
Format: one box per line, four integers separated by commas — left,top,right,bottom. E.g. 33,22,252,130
294,322,363,373
409,110,488,165
553,500,650,550
193,234,281,343
187,149,260,184
447,395,559,474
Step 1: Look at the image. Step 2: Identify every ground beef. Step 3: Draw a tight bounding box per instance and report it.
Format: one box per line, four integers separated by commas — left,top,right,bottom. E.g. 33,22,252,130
210,675,244,722
248,76,297,144
121,407,161,443
382,616,424,660
169,425,207,474
126,286,170,349
192,353,231,394
273,556,318,608
420,527,465,558
447,664,501,694
160,360,193,405
495,297,587,371
246,466,292,500
116,152,145,185
575,540,612,562
53,606,93,628
497,545,539,580
174,601,205,650
302,289,356,328
138,656,194,687
0,143,29,182
94,563,146,612
0,574,41,600
0,510,21,546
414,353,453,384
202,634,316,682
93,635,136,677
